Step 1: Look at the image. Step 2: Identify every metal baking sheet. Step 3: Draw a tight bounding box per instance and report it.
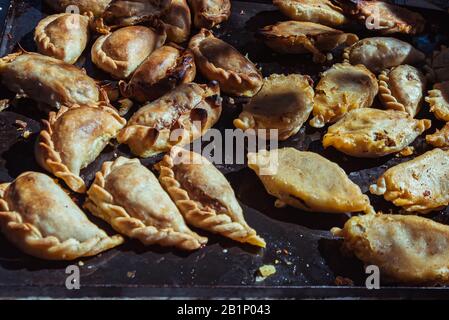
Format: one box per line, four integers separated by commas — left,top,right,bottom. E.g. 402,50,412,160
1,0,449,299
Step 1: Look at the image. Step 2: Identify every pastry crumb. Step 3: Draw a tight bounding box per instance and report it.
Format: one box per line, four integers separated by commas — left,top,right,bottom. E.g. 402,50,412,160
14,119,27,129
78,261,84,267
397,146,414,157
127,271,136,279
259,264,276,278
335,276,354,286
22,130,31,139
240,10,245,15
0,99,9,112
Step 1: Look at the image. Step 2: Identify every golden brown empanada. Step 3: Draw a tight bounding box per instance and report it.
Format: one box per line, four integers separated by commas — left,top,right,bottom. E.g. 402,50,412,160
323,108,431,158
117,82,222,158
378,65,426,117
45,0,112,17
35,104,126,193
248,148,373,214
338,0,425,35
155,148,265,247
0,52,100,109
310,63,378,128
120,44,196,103
426,123,449,148
0,172,123,260
189,29,263,97
234,73,314,141
188,0,231,29
343,37,425,73
259,21,358,63
162,0,191,43
370,148,449,213
85,157,207,250
91,25,166,79
273,0,348,27
426,81,449,121
332,213,449,285
428,46,449,83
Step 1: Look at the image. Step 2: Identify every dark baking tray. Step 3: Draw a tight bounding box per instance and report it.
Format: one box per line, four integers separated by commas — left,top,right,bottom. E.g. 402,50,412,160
1,0,449,299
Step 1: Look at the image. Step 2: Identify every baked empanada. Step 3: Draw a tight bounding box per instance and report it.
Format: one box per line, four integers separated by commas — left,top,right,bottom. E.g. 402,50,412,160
247,148,373,214
426,81,449,121
162,0,191,43
155,148,265,247
233,73,314,141
378,65,426,117
343,37,425,73
189,29,263,97
428,46,449,82
45,0,112,17
120,44,196,103
117,82,222,158
323,108,431,158
273,0,348,27
338,0,425,35
188,0,231,29
0,172,123,260
309,63,378,128
0,52,100,109
332,213,449,285
91,25,166,79
370,148,449,213
85,157,207,250
35,104,126,193
426,123,449,148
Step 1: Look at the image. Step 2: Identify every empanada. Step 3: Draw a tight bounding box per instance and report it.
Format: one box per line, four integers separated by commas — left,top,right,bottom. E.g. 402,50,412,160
162,0,191,43
370,148,449,213
155,148,265,247
44,0,112,17
273,0,348,27
85,157,207,250
378,65,426,117
120,44,196,103
332,213,449,285
247,148,373,214
0,52,100,109
34,13,90,64
188,0,231,29
117,82,222,158
426,123,449,148
426,81,449,121
189,29,263,97
428,46,449,82
91,25,166,79
35,104,126,193
233,73,314,141
0,172,123,260
343,37,425,73
323,108,431,158
338,0,425,35
309,63,378,128
259,21,358,63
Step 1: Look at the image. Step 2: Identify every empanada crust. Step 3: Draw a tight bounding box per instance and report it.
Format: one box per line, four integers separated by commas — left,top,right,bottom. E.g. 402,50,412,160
85,157,207,250
189,29,263,97
426,123,449,148
248,148,373,214
370,148,449,213
35,104,126,193
426,81,449,121
45,0,112,17
234,73,314,140
323,108,431,158
162,0,191,43
0,172,123,260
188,0,231,29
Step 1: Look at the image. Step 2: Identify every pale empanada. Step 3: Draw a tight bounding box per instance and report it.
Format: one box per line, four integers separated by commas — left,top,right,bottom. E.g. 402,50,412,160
120,44,196,103
309,63,378,128
233,73,314,141
428,46,449,83
332,213,449,285
189,29,263,97
426,123,449,148
426,81,449,121
155,148,265,247
188,0,231,29
259,21,358,63
343,37,425,73
247,148,373,214
45,0,112,17
85,157,207,250
370,148,449,213
162,0,191,43
378,65,426,117
35,104,126,193
34,13,90,64
338,0,425,35
0,172,123,260
273,0,348,27
117,82,222,158
0,52,100,109
91,25,166,79
323,108,431,158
